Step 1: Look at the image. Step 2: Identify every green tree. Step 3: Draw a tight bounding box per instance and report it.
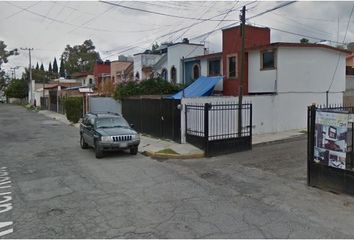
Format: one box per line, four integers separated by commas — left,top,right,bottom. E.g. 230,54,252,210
35,62,39,70
59,58,65,78
53,57,58,74
48,62,52,72
5,79,28,98
40,63,44,71
152,42,159,51
300,38,309,44
61,39,101,75
0,41,18,90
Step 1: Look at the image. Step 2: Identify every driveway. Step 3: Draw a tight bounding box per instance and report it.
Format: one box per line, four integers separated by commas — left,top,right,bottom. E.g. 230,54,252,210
1,104,354,238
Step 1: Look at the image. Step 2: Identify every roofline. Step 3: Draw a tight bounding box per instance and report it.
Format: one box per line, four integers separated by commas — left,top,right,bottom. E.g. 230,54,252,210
222,24,270,32
246,42,350,54
184,52,222,61
169,42,204,47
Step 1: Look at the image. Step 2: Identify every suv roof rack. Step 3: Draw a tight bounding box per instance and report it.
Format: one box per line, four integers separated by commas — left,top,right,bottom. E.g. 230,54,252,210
87,111,121,116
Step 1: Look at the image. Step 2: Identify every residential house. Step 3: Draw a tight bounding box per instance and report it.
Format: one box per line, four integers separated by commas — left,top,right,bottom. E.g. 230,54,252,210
110,59,134,85
345,50,354,105
71,72,95,87
222,25,271,96
183,52,223,92
133,39,205,84
93,61,111,95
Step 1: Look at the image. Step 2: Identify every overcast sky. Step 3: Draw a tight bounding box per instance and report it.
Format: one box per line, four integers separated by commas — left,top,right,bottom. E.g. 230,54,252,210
1,1,354,77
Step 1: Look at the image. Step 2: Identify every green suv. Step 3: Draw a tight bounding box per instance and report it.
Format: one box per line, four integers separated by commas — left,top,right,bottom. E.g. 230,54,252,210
80,112,140,158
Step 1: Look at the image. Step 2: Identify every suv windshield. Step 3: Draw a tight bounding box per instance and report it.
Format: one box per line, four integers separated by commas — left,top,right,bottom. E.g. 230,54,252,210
96,117,130,129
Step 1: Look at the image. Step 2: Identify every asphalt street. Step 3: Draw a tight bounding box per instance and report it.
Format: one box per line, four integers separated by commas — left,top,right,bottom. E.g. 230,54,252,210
1,104,354,238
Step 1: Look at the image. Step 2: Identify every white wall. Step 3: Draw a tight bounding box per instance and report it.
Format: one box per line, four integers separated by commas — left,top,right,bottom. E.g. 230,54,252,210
248,51,277,93
167,44,205,83
133,55,142,80
180,92,343,143
277,47,346,93
248,47,346,94
133,54,162,80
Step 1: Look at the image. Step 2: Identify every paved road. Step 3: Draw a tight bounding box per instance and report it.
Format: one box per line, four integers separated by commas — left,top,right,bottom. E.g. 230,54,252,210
1,104,354,238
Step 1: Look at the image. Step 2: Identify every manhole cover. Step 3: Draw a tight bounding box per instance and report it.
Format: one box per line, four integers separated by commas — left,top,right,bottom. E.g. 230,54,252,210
46,208,65,216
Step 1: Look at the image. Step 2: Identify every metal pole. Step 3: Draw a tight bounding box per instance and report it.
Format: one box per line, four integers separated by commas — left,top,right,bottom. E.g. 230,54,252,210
21,48,34,104
238,6,246,137
182,57,185,98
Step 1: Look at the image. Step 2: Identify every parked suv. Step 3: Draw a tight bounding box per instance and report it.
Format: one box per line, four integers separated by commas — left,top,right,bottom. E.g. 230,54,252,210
79,112,140,158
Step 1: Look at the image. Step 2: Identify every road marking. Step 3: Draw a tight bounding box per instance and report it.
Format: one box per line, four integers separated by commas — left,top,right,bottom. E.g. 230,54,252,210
0,167,13,237
0,222,13,237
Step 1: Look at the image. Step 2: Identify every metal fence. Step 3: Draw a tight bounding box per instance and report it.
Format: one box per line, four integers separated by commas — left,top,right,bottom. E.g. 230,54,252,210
40,97,49,110
308,104,354,196
122,97,181,143
185,102,252,157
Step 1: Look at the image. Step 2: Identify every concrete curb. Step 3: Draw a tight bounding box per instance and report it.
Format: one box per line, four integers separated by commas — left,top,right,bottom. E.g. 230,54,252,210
142,150,205,160
252,133,306,147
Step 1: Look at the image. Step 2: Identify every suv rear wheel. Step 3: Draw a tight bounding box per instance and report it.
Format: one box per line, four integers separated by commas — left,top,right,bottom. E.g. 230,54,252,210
80,135,88,149
130,146,138,155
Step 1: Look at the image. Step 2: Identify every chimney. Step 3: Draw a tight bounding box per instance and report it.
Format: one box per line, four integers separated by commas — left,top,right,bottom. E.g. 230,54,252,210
182,38,189,44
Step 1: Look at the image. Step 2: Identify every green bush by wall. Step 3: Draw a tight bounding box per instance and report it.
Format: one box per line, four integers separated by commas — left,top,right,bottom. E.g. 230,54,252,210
64,97,83,123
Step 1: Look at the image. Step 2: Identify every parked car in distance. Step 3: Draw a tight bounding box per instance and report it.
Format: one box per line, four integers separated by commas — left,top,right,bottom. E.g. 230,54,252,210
79,112,140,158
0,96,6,103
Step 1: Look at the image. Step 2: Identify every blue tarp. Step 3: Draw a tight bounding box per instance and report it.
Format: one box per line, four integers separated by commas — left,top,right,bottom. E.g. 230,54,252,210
168,76,223,99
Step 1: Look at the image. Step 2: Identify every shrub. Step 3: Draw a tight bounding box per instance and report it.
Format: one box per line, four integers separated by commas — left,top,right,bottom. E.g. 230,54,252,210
113,78,184,100
5,79,28,98
64,97,83,123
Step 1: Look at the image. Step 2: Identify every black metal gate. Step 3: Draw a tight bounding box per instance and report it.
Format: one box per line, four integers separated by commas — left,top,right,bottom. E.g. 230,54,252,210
185,103,252,157
308,104,354,196
122,97,181,143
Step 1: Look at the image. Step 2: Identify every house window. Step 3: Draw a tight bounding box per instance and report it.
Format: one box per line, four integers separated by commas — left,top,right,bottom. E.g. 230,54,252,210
89,78,93,85
208,59,220,76
261,50,276,69
171,66,176,84
161,68,168,80
192,64,200,80
227,55,237,78
135,72,140,80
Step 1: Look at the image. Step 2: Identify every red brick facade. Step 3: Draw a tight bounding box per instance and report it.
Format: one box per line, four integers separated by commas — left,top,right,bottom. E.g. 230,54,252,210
222,25,270,96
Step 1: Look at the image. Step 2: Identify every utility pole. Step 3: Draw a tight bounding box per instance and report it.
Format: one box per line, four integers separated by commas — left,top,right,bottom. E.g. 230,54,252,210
21,48,34,104
182,56,185,98
238,6,246,137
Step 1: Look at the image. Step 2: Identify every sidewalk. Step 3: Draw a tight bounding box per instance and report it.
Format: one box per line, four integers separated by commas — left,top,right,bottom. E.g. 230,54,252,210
37,110,305,159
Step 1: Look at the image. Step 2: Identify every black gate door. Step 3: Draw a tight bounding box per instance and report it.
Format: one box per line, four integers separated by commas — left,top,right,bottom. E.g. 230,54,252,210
185,102,252,157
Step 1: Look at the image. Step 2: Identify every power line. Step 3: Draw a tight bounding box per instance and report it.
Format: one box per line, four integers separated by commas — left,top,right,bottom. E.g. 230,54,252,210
100,0,240,22
246,1,297,20
0,1,40,21
327,2,354,96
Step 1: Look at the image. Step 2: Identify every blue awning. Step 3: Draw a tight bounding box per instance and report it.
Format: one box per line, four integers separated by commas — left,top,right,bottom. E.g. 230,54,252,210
168,76,223,99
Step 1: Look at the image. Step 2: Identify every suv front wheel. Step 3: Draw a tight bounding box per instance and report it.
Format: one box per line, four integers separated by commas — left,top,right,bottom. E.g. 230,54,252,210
130,146,138,155
95,141,104,158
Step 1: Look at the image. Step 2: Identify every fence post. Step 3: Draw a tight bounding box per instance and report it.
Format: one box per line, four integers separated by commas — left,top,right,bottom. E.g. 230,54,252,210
250,104,253,148
307,104,316,186
204,103,210,156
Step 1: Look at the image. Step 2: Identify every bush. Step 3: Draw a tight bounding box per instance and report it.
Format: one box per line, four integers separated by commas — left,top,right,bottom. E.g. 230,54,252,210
113,78,184,100
64,97,83,123
5,79,28,98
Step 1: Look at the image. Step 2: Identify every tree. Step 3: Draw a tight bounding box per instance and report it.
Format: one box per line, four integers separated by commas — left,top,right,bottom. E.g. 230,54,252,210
48,62,52,72
152,42,159,51
59,58,65,78
53,57,58,74
40,63,44,71
35,62,39,70
0,40,18,90
60,39,101,75
5,79,28,98
300,38,309,44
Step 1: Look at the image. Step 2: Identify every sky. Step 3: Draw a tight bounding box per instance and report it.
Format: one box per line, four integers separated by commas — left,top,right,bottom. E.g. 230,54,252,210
1,0,354,78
